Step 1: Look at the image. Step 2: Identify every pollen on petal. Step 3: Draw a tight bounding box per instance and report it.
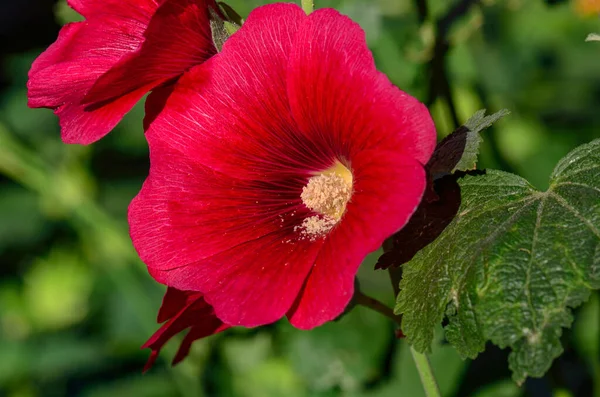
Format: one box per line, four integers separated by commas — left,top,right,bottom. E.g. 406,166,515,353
295,215,338,241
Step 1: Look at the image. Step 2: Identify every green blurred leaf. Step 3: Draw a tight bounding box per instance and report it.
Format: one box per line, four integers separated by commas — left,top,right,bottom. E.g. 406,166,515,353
364,329,466,397
32,336,107,378
55,0,84,24
0,285,31,342
471,380,521,397
0,186,45,251
573,292,600,364
0,336,107,385
220,333,304,397
24,249,92,330
82,374,178,397
0,341,28,385
397,138,600,383
283,306,389,393
222,333,273,374
339,1,382,45
239,359,304,397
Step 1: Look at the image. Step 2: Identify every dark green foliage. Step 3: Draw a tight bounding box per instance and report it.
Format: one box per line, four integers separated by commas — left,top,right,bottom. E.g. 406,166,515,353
396,139,600,384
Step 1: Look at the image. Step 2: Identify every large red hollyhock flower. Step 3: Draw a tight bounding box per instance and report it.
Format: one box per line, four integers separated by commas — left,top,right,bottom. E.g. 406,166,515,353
27,0,219,144
142,287,228,371
129,4,437,331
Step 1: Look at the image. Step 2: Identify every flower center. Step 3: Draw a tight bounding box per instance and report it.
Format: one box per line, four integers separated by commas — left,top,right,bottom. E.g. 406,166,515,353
296,162,353,240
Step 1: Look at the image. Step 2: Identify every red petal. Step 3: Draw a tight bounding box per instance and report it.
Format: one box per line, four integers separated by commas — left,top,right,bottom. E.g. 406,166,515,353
67,0,157,18
28,1,156,143
129,137,308,272
140,4,313,180
84,0,217,105
156,287,198,323
142,288,228,372
28,23,84,78
288,151,426,329
286,8,437,165
129,139,322,327
172,322,229,366
28,0,217,144
147,233,323,327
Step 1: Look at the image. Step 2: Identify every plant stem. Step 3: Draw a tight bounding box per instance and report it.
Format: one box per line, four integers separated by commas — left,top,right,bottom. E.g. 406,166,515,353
426,0,481,129
301,0,314,14
410,347,442,397
355,290,402,325
385,268,441,397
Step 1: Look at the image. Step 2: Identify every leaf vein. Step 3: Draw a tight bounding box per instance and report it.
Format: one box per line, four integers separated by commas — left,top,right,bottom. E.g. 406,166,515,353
451,199,539,316
554,164,600,181
552,181,600,195
548,192,600,239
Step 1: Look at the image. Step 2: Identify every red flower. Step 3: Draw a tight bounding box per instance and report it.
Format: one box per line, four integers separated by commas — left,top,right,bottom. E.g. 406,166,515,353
142,287,229,372
129,4,436,331
27,0,219,144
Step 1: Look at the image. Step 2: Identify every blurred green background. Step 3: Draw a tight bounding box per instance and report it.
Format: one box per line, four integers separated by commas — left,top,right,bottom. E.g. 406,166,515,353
0,0,599,396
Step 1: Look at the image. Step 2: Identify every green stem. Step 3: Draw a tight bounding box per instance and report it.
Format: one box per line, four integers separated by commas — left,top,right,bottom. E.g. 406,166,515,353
301,0,314,14
355,290,402,325
410,347,442,397
385,268,441,397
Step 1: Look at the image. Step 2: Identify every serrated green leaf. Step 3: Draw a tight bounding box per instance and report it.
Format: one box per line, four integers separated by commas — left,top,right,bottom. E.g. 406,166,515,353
428,109,510,177
455,108,510,172
396,138,600,384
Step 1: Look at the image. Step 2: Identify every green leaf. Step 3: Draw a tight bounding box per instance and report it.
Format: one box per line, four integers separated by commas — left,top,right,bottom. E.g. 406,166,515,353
209,3,242,52
210,8,231,53
428,109,510,177
218,2,244,26
282,306,389,393
396,138,600,384
221,334,304,397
